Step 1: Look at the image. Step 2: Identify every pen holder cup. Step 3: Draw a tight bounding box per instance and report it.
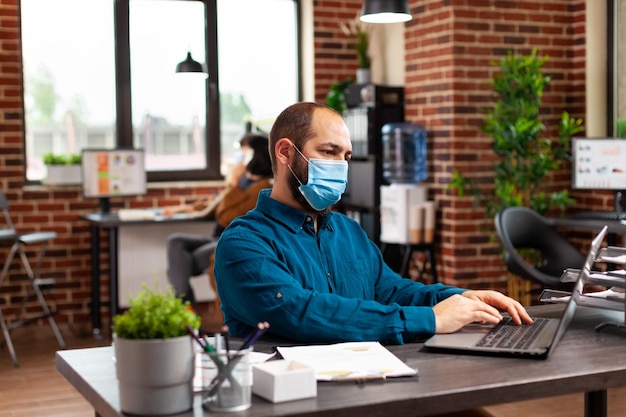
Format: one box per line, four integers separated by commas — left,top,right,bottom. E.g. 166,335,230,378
200,347,253,412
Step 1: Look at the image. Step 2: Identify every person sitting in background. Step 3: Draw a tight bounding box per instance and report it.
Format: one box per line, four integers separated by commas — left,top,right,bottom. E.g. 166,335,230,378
214,102,532,343
165,133,273,310
162,134,253,219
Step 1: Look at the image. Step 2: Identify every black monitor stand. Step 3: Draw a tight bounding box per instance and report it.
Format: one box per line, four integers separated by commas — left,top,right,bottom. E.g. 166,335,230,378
99,197,111,214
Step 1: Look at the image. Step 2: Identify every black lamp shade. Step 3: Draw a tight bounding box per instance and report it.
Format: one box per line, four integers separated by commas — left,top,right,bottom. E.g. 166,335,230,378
175,52,206,74
360,0,412,24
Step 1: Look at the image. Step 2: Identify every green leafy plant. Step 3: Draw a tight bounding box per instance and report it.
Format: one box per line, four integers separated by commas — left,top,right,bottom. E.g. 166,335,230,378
113,285,201,339
616,118,626,137
326,78,353,113
448,49,584,217
42,152,82,165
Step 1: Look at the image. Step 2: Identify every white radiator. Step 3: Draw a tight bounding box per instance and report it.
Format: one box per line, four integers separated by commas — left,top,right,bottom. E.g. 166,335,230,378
118,222,217,308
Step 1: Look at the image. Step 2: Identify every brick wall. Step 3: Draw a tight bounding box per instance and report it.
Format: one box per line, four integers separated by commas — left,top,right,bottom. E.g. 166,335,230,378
312,0,597,291
0,0,609,332
399,0,590,289
313,0,364,103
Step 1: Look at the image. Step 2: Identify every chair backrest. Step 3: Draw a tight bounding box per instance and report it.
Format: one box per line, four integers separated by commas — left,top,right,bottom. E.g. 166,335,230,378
0,189,9,211
0,189,17,233
494,206,586,288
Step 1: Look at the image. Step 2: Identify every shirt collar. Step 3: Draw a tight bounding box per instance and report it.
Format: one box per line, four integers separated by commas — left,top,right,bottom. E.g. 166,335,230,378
256,189,333,233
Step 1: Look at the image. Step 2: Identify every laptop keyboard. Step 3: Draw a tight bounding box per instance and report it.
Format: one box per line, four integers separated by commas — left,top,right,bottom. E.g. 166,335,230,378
476,317,549,350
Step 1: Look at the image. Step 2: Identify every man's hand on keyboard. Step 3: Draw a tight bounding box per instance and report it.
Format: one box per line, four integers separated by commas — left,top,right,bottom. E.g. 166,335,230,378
432,290,533,334
462,290,534,326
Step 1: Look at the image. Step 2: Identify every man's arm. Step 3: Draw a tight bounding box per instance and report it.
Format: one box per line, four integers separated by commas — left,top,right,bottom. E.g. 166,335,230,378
215,226,460,344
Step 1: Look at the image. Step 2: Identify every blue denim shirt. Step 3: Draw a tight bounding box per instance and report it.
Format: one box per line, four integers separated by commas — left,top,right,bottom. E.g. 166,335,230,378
214,189,465,344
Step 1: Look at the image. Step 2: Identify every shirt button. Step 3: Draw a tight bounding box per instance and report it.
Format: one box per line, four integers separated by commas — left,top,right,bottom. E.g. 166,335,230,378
276,292,283,299
306,216,312,222
327,273,331,277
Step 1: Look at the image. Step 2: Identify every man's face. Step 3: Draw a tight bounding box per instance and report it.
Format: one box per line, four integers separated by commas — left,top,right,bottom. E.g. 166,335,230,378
286,109,353,213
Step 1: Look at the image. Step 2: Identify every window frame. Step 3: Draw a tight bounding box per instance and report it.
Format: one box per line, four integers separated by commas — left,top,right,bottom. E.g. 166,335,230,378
20,0,301,184
116,0,220,182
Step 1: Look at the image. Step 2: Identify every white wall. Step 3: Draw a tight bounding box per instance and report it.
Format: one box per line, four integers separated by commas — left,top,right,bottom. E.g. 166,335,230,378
369,22,406,86
586,0,608,136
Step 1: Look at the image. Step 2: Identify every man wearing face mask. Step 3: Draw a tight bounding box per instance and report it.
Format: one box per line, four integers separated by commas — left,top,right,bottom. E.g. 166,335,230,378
214,102,532,345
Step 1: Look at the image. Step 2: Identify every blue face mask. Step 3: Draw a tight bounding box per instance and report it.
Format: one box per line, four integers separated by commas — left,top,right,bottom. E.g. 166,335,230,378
289,145,348,211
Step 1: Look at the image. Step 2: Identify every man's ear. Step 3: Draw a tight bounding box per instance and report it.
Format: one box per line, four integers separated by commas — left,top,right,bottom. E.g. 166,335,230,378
274,138,292,166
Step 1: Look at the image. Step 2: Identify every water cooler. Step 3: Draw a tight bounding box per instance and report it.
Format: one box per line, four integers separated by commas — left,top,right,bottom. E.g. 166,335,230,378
378,122,437,282
379,122,431,245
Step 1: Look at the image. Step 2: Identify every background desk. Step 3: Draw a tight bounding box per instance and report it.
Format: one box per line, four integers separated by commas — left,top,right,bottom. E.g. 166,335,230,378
57,304,626,417
80,213,216,337
548,216,626,233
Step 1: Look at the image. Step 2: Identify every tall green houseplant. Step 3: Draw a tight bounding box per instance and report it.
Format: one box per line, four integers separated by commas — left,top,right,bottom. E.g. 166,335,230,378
450,49,583,217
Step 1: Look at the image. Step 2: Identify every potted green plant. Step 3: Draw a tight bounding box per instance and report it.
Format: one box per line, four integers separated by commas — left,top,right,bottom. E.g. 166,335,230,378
113,285,201,416
42,152,82,186
448,49,584,218
326,78,353,114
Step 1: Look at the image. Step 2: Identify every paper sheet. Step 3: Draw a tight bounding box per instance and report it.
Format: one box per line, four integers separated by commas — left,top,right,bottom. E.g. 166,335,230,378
276,341,418,381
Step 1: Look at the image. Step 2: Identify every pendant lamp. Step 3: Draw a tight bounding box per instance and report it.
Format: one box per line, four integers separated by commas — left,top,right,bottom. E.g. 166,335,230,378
360,0,412,24
175,51,206,75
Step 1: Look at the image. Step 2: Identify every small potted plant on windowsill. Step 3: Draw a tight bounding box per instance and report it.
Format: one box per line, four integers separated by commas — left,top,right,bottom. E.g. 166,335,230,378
42,152,82,186
112,284,201,416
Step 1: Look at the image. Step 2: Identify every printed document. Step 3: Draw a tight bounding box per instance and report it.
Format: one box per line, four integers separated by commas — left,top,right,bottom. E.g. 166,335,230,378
276,341,418,381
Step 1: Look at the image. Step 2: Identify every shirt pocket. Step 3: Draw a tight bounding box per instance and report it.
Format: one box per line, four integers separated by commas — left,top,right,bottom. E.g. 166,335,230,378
334,258,373,299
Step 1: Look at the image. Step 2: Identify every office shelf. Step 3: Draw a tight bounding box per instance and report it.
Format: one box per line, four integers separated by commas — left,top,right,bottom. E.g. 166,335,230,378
339,84,404,245
541,246,626,331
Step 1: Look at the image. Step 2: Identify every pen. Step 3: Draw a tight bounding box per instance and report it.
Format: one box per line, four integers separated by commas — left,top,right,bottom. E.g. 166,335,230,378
186,325,209,352
186,325,241,390
240,321,270,351
185,325,224,366
221,325,231,358
331,372,386,383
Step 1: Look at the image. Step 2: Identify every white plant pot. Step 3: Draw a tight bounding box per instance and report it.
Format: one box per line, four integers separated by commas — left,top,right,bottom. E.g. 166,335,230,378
114,334,195,416
43,165,81,186
356,68,371,84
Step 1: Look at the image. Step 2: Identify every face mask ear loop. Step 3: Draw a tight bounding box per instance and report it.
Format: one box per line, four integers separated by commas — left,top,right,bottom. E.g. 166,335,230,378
287,141,308,186
291,142,309,163
287,164,304,186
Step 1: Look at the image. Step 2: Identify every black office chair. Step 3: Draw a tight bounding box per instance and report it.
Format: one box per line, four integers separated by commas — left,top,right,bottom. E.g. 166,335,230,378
0,189,66,366
494,206,586,305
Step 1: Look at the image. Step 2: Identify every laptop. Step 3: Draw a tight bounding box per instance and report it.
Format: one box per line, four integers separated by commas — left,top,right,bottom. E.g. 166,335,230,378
424,225,608,359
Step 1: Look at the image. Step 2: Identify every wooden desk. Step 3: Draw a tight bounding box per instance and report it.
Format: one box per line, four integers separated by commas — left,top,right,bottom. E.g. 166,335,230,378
56,305,626,417
80,213,215,338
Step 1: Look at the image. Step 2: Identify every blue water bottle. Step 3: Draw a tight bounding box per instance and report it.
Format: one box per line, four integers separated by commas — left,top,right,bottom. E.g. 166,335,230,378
381,122,427,184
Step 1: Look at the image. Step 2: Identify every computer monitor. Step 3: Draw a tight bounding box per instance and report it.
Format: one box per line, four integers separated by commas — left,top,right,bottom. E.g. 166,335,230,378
81,149,147,213
571,137,626,211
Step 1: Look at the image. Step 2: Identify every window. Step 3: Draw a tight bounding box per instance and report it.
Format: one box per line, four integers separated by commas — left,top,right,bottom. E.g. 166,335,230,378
21,0,116,181
217,0,300,173
21,0,300,183
129,0,208,173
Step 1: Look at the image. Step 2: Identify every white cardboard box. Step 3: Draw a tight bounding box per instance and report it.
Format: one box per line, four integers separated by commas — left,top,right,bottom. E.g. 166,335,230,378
252,360,317,403
380,184,428,244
